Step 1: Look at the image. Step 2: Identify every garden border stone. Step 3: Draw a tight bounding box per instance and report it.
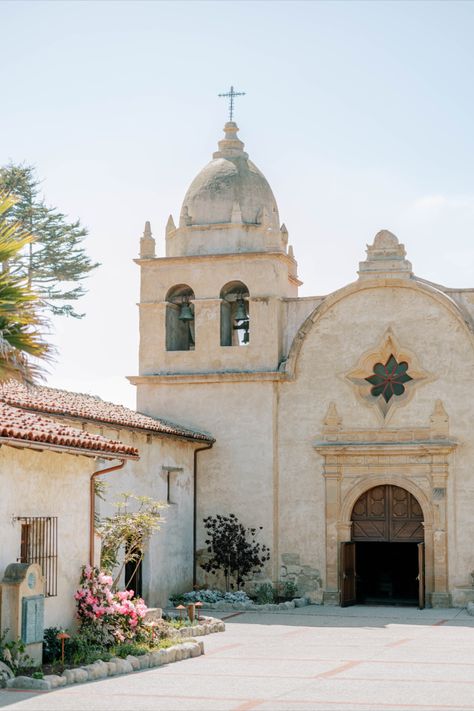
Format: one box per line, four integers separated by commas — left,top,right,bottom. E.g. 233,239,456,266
5,640,204,691
4,617,223,692
172,597,310,612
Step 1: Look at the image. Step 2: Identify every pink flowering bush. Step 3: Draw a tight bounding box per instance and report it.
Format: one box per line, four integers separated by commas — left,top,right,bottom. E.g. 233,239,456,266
75,565,148,645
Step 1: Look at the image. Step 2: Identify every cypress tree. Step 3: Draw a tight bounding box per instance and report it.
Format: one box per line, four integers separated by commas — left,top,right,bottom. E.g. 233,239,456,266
0,163,99,318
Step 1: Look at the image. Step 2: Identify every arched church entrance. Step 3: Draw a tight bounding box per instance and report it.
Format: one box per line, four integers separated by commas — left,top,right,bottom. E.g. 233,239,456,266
341,485,425,608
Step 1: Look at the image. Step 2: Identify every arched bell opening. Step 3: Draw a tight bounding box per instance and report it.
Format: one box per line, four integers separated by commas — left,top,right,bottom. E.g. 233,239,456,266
341,485,425,608
220,281,250,346
166,284,195,351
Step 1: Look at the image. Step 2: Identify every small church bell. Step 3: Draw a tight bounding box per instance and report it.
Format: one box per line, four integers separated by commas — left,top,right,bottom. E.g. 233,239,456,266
234,298,248,322
178,300,194,321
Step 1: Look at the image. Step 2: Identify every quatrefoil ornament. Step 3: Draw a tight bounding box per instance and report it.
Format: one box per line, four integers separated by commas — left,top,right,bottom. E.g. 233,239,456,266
344,328,432,420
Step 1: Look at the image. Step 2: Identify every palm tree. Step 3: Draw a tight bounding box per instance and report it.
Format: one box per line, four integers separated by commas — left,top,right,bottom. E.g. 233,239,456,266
0,192,52,382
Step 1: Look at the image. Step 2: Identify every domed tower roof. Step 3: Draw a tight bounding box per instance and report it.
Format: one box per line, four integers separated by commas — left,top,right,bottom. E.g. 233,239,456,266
179,122,280,231
165,122,291,258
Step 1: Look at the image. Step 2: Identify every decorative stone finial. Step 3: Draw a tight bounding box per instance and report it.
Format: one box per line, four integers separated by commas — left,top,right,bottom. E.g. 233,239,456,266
166,214,176,237
213,122,248,159
323,402,343,432
140,221,155,258
231,201,242,224
180,205,192,228
288,244,295,259
358,229,412,280
280,224,288,243
262,206,272,228
430,400,449,438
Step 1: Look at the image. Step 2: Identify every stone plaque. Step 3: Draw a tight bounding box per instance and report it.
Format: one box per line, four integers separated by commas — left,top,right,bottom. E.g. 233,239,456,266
21,595,44,644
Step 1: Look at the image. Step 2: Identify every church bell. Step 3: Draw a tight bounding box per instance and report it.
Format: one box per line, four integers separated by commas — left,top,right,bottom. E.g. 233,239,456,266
235,298,248,322
178,301,194,321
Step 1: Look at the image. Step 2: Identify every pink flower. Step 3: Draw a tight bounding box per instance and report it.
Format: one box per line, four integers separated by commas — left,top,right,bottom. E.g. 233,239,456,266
98,573,113,586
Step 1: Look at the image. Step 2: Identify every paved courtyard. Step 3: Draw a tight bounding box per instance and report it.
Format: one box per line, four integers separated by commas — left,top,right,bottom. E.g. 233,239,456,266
1,605,474,711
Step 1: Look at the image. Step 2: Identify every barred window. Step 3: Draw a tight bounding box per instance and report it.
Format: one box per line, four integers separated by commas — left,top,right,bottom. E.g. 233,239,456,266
17,516,58,597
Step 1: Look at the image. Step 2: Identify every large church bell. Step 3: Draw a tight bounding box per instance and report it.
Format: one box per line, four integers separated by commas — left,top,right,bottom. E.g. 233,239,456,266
233,297,250,343
178,299,194,321
234,298,248,322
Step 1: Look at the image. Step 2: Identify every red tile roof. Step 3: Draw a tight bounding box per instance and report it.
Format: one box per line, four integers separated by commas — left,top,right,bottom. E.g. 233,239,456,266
0,401,139,458
0,381,214,443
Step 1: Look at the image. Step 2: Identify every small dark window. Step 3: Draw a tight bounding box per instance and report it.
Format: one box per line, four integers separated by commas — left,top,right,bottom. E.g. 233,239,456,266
125,539,143,598
17,516,58,597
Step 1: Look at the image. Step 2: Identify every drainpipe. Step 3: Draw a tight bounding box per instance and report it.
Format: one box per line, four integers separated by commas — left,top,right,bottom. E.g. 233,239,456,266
193,442,214,586
90,459,126,566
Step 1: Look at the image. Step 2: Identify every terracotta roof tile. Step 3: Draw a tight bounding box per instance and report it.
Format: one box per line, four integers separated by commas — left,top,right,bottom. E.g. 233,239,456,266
0,381,214,443
0,401,139,458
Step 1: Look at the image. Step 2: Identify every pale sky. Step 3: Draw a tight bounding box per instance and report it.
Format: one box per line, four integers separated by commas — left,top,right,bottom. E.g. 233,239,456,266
1,0,474,409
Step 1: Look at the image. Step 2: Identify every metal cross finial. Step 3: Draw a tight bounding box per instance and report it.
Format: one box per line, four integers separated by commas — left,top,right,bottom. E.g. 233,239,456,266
218,85,246,122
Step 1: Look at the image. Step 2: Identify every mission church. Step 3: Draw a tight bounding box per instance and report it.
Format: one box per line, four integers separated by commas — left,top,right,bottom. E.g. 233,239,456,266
2,106,474,629
131,106,474,610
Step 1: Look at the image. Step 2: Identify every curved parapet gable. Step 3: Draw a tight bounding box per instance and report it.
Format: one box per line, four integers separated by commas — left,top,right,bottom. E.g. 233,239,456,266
283,277,474,381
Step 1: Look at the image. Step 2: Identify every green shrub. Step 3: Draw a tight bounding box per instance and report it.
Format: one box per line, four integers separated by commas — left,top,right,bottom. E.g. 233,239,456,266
281,580,298,601
65,633,107,666
113,642,148,658
0,630,34,674
255,583,277,605
43,627,62,664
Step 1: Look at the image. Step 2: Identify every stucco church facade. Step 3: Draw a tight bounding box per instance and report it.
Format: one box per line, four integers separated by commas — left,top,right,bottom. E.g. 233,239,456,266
130,120,474,608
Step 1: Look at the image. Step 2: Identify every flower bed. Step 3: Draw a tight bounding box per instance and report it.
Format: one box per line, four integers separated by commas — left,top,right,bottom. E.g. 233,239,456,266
6,640,206,690
2,617,225,691
0,567,226,691
169,588,310,612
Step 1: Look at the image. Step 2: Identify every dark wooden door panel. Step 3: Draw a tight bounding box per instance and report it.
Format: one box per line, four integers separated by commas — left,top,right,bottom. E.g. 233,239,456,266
352,520,388,541
351,485,423,542
418,542,425,609
391,520,424,542
340,542,357,607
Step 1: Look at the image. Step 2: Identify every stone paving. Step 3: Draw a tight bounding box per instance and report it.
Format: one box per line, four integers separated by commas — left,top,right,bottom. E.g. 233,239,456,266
1,605,474,710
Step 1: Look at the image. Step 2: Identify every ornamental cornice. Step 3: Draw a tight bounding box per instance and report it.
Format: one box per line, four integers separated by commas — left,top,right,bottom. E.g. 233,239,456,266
315,400,456,457
128,370,286,385
314,440,456,457
135,251,296,267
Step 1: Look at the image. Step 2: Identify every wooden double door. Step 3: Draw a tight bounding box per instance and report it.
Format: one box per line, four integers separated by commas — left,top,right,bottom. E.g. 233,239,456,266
341,485,425,608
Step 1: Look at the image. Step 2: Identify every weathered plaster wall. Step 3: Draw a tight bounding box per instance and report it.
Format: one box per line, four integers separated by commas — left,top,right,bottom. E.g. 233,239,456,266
62,420,198,608
137,381,276,586
282,295,325,357
0,446,93,630
278,281,474,597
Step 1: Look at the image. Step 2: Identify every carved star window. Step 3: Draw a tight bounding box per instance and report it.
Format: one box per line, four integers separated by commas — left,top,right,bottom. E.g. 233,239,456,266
344,328,432,421
365,354,412,403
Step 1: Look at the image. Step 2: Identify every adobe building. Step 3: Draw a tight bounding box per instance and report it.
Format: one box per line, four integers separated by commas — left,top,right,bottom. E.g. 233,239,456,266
0,382,213,621
130,117,474,609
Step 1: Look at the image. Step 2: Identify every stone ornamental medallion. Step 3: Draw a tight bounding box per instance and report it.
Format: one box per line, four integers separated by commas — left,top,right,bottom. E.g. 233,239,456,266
344,327,432,420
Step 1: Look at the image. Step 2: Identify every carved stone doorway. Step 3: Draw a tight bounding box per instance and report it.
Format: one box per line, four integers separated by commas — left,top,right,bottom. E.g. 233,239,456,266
341,485,425,607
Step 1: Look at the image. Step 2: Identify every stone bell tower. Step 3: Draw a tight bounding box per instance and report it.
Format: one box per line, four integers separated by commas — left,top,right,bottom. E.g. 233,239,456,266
130,119,301,585
134,120,301,386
